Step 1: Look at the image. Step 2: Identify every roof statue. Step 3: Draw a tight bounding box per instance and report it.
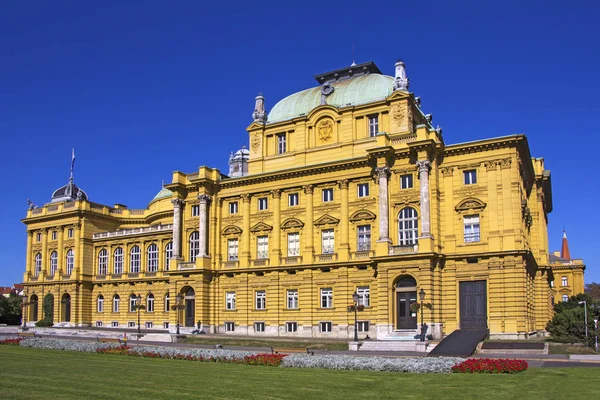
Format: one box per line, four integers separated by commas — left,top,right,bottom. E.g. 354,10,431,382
252,93,267,124
393,59,409,92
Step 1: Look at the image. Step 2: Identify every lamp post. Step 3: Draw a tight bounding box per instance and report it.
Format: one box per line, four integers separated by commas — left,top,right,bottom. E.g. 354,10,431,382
594,319,598,353
578,300,588,345
21,295,29,330
176,294,183,335
419,288,426,342
352,291,359,342
136,294,142,336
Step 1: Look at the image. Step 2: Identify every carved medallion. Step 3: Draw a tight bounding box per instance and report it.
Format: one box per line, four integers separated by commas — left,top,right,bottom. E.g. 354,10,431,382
318,119,333,142
392,103,406,127
250,133,261,150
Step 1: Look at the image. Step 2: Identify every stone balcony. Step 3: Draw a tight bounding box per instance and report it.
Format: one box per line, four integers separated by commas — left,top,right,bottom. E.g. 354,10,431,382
93,224,173,240
388,243,419,255
316,253,338,263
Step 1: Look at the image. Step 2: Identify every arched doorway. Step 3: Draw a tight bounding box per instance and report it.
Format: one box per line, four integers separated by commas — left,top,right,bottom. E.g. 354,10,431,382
182,287,195,327
394,276,417,330
61,293,71,322
30,294,38,321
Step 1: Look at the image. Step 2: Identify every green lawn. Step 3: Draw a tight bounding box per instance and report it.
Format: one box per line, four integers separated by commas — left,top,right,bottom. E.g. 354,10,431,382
180,335,349,350
1,346,597,400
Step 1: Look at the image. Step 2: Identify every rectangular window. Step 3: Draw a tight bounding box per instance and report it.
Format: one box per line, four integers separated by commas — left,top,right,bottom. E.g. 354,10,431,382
357,183,369,198
400,174,413,189
357,225,371,251
257,236,269,259
287,289,298,309
254,322,265,332
97,298,104,313
322,229,334,254
287,232,300,256
226,292,236,310
111,321,119,328
67,228,74,238
562,276,568,286
229,201,238,214
550,280,554,287
96,321,103,327
36,233,41,242
228,239,239,261
258,197,268,211
163,322,169,330
319,321,332,333
356,286,370,307
127,322,136,328
464,215,480,243
51,231,57,241
225,322,235,332
277,133,286,154
322,188,333,203
113,297,120,313
288,193,299,207
145,322,153,329
321,288,333,308
368,115,379,137
147,296,154,312
255,290,266,310
191,205,200,217
285,322,298,333
129,296,138,313
464,169,477,185
357,321,370,332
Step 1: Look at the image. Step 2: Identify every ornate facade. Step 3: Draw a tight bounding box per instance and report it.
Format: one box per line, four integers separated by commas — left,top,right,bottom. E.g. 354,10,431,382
21,59,585,339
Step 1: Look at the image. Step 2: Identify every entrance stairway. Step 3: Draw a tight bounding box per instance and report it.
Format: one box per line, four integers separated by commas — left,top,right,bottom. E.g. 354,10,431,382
427,329,488,357
359,330,436,352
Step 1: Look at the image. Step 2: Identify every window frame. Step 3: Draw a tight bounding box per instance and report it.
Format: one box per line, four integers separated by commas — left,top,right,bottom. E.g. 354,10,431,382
398,207,418,245
561,276,568,287
258,197,268,211
320,288,333,308
225,321,235,332
34,253,42,277
255,290,266,310
65,249,74,275
257,235,269,259
165,242,173,271
463,169,477,185
357,225,371,251
112,295,120,313
113,247,123,275
322,229,335,254
368,115,379,137
285,321,298,333
147,244,158,272
97,295,104,313
400,174,413,189
287,289,298,309
129,245,141,273
98,249,108,275
288,193,299,207
356,286,370,307
228,238,239,261
189,231,200,262
277,133,286,154
322,188,333,203
229,201,238,214
463,214,481,243
49,251,58,276
357,321,370,332
357,183,369,198
319,321,333,333
254,322,265,332
191,205,200,217
287,232,300,257
226,291,236,310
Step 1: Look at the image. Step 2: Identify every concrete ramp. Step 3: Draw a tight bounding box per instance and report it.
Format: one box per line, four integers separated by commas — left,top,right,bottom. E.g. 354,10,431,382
427,329,488,357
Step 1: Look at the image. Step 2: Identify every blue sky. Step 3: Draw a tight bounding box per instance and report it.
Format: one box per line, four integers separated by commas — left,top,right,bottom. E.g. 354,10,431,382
1,0,598,286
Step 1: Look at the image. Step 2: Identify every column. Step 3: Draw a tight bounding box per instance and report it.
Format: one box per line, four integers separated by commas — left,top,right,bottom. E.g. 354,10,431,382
338,180,350,261
74,223,81,278
302,185,314,261
241,194,251,266
57,227,64,275
375,167,391,242
198,194,212,258
25,231,33,278
171,199,184,259
271,190,281,263
416,160,433,238
41,229,48,279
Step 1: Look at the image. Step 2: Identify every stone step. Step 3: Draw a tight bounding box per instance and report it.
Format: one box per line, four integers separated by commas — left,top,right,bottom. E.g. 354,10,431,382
359,340,436,352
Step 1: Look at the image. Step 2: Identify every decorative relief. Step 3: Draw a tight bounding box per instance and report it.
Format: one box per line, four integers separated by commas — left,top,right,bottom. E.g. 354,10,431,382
250,133,261,151
500,158,512,169
317,119,334,142
221,225,242,236
392,103,405,127
349,210,377,223
349,198,376,208
485,160,499,171
250,221,273,233
241,194,252,203
375,166,390,183
270,189,281,199
337,179,349,190
221,216,243,224
313,204,340,213
416,160,431,173
313,214,340,226
281,218,304,231
455,198,487,213
484,158,511,171
303,185,314,195
454,185,486,197
440,166,454,176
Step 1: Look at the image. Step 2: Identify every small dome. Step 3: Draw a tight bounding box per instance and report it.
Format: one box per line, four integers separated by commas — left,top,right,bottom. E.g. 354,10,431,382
268,74,394,124
149,187,171,204
50,183,87,203
235,146,249,156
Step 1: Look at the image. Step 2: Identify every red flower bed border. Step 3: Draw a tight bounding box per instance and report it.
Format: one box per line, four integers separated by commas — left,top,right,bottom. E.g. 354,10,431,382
0,338,25,346
452,358,528,374
95,346,287,367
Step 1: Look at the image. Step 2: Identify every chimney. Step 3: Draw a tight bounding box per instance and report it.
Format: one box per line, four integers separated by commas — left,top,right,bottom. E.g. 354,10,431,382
560,230,571,260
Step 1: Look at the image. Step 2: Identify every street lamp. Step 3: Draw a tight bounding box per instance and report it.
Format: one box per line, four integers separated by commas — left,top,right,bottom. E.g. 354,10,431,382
176,294,183,335
352,291,359,342
419,288,426,342
136,294,142,336
21,295,29,330
578,301,588,345
594,319,598,353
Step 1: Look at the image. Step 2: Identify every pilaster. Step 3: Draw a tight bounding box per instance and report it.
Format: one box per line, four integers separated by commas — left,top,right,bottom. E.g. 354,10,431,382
338,180,350,262
416,160,434,252
270,190,282,264
241,194,251,267
303,185,315,261
375,167,391,256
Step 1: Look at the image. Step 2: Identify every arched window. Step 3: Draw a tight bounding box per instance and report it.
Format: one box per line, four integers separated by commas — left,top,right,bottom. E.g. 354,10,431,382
49,251,58,276
65,249,74,275
113,294,120,312
98,249,108,275
97,295,104,312
30,294,39,321
34,253,42,277
562,295,569,303
189,231,199,262
113,247,123,274
129,294,138,312
147,244,158,272
165,242,173,271
164,293,170,312
147,293,155,312
130,246,140,273
398,207,418,245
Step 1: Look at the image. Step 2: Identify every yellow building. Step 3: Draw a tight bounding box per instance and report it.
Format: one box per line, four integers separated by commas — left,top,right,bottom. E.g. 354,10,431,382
549,231,585,304
21,59,584,339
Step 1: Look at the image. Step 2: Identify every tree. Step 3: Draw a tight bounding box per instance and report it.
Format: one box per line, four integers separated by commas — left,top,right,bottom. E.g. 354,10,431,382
585,282,600,301
547,294,600,347
0,294,23,325
35,293,54,327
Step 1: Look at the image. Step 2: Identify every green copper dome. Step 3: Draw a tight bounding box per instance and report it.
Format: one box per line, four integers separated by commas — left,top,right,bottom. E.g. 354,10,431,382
149,187,171,204
268,74,394,124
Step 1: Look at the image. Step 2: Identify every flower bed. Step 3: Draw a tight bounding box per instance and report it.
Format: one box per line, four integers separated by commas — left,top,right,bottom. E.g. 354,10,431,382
451,358,528,374
20,338,122,353
281,354,465,373
0,337,24,346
